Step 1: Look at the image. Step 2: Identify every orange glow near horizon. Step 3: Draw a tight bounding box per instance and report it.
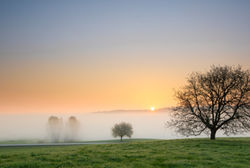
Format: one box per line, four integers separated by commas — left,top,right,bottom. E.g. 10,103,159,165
1,55,249,114
0,59,179,113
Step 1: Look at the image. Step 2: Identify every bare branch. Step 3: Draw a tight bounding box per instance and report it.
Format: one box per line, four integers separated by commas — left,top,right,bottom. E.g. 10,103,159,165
167,65,250,140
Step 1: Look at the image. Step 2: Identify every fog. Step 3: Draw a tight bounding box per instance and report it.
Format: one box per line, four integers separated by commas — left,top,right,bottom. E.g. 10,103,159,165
0,110,249,141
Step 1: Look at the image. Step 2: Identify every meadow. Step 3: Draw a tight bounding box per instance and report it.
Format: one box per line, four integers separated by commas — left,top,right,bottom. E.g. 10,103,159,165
0,138,249,168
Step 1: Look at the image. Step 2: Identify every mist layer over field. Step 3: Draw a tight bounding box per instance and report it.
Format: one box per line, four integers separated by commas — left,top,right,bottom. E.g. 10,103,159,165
0,110,171,141
0,110,249,141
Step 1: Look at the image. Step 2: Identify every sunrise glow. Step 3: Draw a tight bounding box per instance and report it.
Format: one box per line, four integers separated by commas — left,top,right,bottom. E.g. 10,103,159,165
0,0,249,114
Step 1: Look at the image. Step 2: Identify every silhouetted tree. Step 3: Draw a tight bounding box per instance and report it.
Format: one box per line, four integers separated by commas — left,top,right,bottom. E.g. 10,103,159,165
47,116,63,142
168,65,249,140
65,116,80,141
112,122,133,141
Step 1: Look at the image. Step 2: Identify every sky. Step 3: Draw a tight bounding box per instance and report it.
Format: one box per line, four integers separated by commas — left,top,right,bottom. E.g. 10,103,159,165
0,0,250,113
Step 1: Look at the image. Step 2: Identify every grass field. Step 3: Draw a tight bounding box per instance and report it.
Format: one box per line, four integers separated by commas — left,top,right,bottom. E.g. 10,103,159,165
0,138,250,168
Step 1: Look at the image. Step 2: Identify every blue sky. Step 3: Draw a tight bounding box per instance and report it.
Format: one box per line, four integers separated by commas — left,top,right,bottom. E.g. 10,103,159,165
1,0,250,61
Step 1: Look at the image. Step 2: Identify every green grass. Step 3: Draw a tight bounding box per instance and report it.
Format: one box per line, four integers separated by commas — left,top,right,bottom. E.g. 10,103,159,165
0,138,250,168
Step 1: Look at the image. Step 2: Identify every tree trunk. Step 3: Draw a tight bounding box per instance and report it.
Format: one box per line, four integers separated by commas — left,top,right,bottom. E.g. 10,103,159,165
210,129,216,140
120,136,123,141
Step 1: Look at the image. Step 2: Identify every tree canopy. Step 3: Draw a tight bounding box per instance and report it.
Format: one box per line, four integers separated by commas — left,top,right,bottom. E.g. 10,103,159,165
168,65,249,140
112,122,133,141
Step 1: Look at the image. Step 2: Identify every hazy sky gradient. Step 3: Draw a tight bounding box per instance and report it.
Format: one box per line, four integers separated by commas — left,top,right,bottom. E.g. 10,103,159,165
0,0,250,113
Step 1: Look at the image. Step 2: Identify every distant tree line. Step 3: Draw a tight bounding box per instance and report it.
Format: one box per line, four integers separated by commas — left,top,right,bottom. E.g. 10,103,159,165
47,116,80,142
47,116,134,142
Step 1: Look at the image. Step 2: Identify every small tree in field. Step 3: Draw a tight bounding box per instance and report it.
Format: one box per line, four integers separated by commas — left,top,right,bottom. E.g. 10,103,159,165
168,65,249,140
112,122,133,141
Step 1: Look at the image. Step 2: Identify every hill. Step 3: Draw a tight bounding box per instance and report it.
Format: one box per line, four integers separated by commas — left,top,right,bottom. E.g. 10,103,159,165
0,138,249,168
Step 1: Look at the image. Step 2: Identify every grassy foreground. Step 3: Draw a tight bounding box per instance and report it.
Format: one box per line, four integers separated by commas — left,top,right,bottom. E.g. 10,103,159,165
0,138,249,168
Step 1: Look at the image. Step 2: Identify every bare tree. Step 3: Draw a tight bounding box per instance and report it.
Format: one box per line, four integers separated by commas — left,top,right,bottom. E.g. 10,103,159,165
168,65,249,140
65,116,80,142
112,122,133,141
47,116,63,142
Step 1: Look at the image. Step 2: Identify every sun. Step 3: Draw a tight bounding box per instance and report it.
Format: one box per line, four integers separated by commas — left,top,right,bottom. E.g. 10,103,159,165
150,106,155,111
